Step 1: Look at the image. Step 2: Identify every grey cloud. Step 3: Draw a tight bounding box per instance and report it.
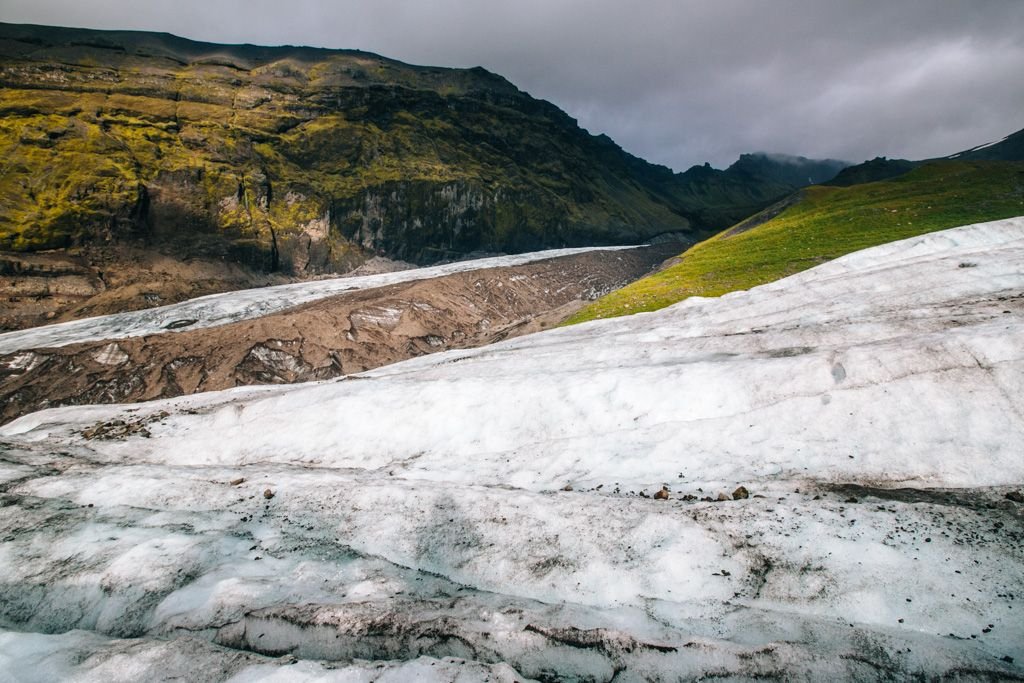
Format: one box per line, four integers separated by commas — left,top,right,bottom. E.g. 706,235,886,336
2,0,1022,169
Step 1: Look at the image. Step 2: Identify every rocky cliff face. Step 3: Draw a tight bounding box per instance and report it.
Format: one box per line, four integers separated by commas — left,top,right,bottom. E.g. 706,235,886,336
0,23,845,275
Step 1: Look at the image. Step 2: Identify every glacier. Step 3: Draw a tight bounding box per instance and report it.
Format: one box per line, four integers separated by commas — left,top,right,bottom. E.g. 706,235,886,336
0,218,1022,681
0,245,634,355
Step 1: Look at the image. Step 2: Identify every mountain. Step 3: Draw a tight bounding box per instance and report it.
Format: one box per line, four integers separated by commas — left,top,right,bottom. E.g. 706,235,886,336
724,152,848,186
826,124,1024,187
2,218,1022,679
825,156,918,187
945,126,1024,161
0,23,844,277
663,152,848,229
568,158,1024,322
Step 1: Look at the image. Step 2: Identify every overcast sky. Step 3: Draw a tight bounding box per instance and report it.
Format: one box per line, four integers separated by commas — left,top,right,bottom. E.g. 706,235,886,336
2,0,1023,170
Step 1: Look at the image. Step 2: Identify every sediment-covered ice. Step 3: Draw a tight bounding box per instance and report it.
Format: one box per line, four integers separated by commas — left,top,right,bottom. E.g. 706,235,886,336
0,245,633,354
1,218,1023,681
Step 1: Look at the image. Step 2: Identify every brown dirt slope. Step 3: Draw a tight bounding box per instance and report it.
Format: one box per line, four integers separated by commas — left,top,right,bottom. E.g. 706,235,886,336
0,245,676,423
0,246,295,332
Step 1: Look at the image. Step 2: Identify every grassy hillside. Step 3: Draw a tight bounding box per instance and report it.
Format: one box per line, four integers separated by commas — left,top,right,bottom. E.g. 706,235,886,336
566,160,1024,323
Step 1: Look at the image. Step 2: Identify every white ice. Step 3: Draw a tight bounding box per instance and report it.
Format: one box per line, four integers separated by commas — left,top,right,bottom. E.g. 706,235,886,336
1,217,1023,681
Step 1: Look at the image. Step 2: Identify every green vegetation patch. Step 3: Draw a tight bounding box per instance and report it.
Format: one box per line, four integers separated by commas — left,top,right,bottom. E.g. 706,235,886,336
566,161,1024,324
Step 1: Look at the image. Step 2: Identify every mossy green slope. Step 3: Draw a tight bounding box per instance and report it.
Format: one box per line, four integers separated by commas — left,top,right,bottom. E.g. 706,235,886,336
566,160,1024,323
0,23,691,271
0,23,849,274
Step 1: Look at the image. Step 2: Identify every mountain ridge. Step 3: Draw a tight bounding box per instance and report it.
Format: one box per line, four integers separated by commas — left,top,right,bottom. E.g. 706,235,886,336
826,124,1024,187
